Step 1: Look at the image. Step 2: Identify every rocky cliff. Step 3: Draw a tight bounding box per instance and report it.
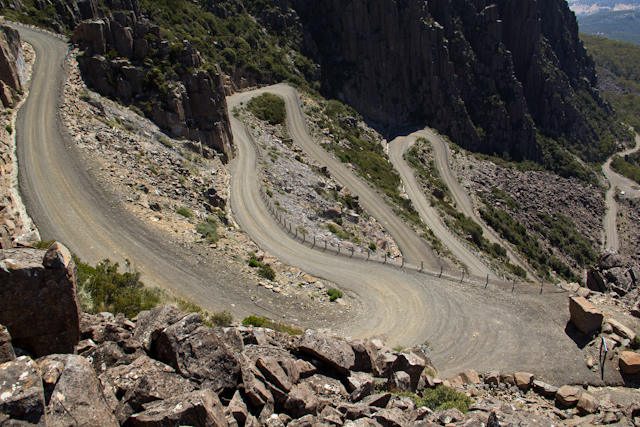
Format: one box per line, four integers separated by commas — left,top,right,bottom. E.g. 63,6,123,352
291,0,621,162
71,8,233,155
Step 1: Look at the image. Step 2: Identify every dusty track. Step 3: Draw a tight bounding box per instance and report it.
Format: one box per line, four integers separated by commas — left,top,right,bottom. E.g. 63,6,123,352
603,134,640,250
14,28,608,384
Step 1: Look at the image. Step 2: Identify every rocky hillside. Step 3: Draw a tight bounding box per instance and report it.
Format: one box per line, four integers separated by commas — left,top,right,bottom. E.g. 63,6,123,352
292,0,626,165
3,243,640,426
0,25,37,248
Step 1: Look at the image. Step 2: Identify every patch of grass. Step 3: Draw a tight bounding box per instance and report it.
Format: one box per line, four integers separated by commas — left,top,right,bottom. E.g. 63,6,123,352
297,225,308,235
5,124,12,134
326,223,350,239
210,310,234,327
369,242,377,251
242,315,303,335
326,288,343,301
420,385,472,413
32,240,56,249
159,136,173,149
247,93,286,125
196,216,219,243
176,206,193,218
247,252,277,281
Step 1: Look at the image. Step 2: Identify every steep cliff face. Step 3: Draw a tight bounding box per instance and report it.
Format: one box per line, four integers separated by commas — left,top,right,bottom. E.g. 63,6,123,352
72,10,233,155
292,0,619,162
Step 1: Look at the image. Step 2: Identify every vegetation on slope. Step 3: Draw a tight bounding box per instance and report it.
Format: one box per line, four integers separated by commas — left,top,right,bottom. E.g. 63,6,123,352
247,93,286,125
611,152,640,184
582,34,640,132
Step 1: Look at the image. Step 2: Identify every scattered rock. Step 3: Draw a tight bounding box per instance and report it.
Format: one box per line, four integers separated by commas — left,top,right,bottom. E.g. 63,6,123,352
569,296,603,336
556,385,583,408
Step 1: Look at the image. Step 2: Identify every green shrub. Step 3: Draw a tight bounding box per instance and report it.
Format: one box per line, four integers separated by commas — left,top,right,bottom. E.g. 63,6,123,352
259,265,276,281
420,385,472,413
5,124,12,134
247,93,286,125
159,136,173,148
176,206,193,218
326,223,350,239
196,218,219,243
369,242,377,251
32,240,56,249
297,225,308,235
326,288,343,301
248,258,260,268
210,310,234,327
75,257,161,318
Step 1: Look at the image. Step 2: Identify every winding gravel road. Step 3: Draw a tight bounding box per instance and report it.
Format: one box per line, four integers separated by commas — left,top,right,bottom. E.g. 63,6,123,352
14,27,609,384
603,134,640,250
389,133,494,277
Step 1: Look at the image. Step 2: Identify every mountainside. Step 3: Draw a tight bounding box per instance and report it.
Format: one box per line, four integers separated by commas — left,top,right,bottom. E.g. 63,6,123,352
292,0,627,165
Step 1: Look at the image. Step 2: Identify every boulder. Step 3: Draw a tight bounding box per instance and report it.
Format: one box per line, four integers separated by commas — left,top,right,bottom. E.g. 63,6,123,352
132,304,186,352
256,356,293,392
361,393,391,408
459,370,481,385
0,324,15,363
532,380,558,398
284,383,319,418
40,354,119,427
500,373,515,385
0,356,46,426
577,393,599,415
389,371,411,392
619,351,640,375
484,371,500,387
569,296,603,336
556,385,583,407
586,268,607,293
390,353,425,391
373,350,398,378
127,389,227,427
240,357,273,406
154,313,240,392
296,329,355,373
372,407,407,427
514,372,533,390
348,339,378,372
600,248,622,270
606,318,636,340
319,406,343,425
227,390,249,426
0,245,80,357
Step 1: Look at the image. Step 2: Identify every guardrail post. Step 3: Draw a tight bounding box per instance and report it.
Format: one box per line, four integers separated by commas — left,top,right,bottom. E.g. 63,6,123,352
401,258,404,268
367,250,370,261
460,269,465,283
337,246,340,255
302,233,305,243
350,247,354,259
324,240,327,252
295,228,297,238
512,278,515,293
439,266,443,278
540,278,544,295
289,223,291,233
384,254,387,264
312,236,316,248
485,274,489,290
420,261,423,272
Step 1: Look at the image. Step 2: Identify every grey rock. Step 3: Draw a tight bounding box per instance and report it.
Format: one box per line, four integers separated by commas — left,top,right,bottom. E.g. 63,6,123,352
284,383,319,418
296,329,355,373
128,389,227,427
132,304,186,352
0,356,46,426
0,324,15,364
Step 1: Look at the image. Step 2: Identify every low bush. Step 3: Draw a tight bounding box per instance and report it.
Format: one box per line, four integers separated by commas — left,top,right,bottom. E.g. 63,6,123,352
259,265,276,281
75,257,161,318
326,288,343,301
420,385,472,413
176,206,193,218
196,217,219,243
210,310,234,327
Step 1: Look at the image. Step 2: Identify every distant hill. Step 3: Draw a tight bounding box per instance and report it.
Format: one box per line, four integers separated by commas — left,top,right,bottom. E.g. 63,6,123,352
578,10,640,44
569,0,640,15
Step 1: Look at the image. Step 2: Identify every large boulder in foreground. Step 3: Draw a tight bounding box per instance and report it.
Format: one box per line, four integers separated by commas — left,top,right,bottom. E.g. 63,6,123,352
569,296,603,336
296,329,355,374
0,244,80,357
619,351,640,375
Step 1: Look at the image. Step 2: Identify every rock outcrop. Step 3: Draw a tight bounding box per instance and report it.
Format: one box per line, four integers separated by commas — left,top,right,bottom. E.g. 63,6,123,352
0,243,80,357
291,0,621,162
72,10,233,156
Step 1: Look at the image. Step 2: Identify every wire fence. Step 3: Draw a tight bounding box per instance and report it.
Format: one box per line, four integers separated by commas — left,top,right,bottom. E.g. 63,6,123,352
243,124,566,296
